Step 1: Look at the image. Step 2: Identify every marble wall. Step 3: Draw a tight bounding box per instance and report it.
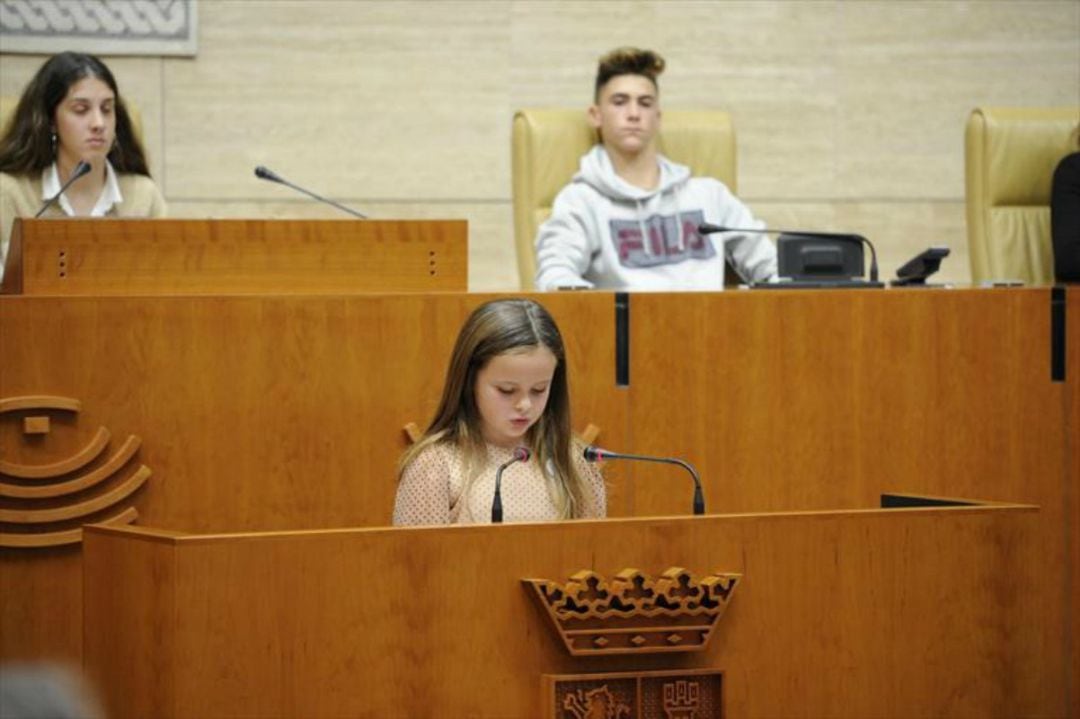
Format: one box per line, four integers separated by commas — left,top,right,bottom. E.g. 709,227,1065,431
2,0,1077,288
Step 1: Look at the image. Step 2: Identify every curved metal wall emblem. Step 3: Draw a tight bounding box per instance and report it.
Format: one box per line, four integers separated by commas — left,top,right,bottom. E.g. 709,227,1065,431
523,567,740,656
0,395,151,548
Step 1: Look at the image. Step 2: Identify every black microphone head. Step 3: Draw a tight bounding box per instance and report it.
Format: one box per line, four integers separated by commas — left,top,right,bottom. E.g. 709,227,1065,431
513,446,531,462
71,160,92,179
697,222,727,235
254,165,281,183
583,446,603,462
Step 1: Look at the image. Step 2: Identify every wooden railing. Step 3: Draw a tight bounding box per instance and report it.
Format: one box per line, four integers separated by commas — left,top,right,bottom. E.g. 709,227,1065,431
0,218,468,295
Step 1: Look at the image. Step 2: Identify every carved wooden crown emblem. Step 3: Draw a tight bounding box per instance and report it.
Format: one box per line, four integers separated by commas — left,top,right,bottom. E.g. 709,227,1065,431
523,567,740,656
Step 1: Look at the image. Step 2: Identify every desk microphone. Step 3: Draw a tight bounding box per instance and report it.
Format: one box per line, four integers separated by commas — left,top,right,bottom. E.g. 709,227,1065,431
35,160,91,218
492,446,531,524
254,165,368,219
583,445,705,515
698,222,879,282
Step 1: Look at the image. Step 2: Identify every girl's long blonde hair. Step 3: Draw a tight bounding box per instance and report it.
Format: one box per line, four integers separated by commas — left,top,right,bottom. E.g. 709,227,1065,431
399,299,588,518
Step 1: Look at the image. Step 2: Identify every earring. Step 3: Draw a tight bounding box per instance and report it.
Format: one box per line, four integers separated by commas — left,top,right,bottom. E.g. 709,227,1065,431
50,130,57,156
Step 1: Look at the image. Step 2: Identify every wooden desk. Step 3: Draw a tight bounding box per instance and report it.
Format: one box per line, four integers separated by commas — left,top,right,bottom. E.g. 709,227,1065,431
0,218,467,294
82,500,1040,718
1,287,1077,715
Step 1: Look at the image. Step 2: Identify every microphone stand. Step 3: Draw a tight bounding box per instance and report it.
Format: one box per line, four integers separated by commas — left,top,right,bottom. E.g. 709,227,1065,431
36,160,92,218
254,165,368,219
492,447,530,523
584,446,705,515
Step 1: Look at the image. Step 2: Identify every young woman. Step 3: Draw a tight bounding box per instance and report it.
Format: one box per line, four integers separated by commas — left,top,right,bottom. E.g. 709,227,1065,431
0,51,166,281
393,298,606,525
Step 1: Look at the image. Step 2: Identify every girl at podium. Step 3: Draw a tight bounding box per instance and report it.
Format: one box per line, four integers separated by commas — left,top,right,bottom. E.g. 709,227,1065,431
393,299,606,525
0,52,166,282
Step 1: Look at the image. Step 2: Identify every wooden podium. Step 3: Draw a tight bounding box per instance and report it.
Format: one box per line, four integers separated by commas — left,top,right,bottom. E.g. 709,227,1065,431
0,217,468,295
82,498,1038,718
2,287,1077,716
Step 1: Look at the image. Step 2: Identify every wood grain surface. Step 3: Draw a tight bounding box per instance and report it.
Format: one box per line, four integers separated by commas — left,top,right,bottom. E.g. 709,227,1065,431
83,503,1039,718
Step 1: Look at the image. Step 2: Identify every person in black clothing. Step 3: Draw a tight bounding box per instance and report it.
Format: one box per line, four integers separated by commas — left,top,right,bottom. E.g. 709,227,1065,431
1051,149,1080,282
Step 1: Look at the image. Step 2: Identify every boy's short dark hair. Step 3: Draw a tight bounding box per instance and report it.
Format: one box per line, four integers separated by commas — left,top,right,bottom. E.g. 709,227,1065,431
594,47,666,101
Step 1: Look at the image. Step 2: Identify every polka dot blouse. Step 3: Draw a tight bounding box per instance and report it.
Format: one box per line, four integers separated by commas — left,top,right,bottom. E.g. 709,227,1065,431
392,441,606,525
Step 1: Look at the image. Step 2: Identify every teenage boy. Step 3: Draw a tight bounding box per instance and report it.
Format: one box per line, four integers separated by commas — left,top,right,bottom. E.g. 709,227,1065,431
534,47,777,291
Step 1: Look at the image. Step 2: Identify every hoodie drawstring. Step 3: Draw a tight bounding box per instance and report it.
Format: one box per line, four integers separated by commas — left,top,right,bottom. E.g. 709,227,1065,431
635,199,652,257
672,184,686,253
637,193,686,257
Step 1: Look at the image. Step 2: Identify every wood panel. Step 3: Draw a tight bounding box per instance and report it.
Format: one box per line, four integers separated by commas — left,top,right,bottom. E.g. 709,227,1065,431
0,292,621,531
0,218,467,295
0,292,625,661
82,528,180,715
83,502,1040,718
0,288,1073,714
0,545,82,663
627,288,1063,513
628,286,1071,715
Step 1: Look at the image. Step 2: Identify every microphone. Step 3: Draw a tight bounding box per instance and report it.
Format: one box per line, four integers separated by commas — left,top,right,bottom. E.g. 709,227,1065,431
698,222,879,282
492,446,531,524
254,165,368,219
583,445,705,516
35,160,91,218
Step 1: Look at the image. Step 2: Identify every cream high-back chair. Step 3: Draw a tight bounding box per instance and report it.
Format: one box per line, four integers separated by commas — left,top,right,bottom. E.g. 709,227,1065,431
511,109,737,290
965,106,1079,285
0,96,19,134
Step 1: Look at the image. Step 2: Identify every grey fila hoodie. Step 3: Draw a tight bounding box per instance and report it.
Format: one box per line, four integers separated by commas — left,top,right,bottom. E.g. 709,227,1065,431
535,145,778,291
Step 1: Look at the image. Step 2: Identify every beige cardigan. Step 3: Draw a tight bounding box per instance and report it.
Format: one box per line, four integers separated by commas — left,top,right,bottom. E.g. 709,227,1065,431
0,170,167,282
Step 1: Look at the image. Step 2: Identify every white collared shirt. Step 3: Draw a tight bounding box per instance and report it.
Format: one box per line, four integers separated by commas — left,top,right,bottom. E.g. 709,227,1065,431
41,161,123,217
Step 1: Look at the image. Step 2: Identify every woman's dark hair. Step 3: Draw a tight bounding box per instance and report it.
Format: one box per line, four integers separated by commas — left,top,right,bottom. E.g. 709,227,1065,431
0,51,150,176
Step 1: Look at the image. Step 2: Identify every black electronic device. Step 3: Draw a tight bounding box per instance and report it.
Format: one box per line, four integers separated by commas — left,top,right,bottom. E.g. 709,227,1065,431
777,232,866,280
699,223,884,288
890,247,950,287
